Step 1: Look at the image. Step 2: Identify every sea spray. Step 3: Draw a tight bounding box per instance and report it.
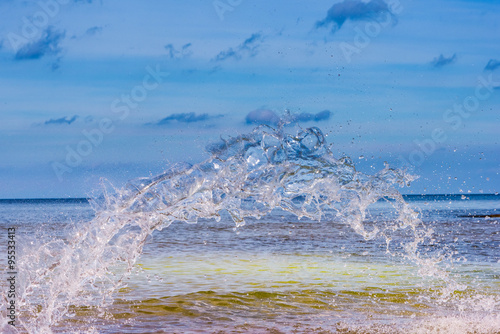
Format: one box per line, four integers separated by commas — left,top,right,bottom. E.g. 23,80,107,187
10,123,463,332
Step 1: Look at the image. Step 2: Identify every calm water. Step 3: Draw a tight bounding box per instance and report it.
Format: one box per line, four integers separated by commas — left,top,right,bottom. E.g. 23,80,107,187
1,195,499,333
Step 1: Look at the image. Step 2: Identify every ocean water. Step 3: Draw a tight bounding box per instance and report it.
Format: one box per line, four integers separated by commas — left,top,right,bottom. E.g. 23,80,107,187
1,125,499,333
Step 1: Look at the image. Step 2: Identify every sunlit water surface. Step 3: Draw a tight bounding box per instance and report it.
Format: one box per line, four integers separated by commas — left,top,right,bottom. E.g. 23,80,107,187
0,126,499,333
0,195,498,333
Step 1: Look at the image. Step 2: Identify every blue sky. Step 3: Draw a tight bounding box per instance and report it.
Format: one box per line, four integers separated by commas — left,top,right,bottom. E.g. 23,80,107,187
0,0,499,198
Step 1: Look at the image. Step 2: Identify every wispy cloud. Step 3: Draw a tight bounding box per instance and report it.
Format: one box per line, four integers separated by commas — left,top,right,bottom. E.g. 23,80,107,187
315,0,395,33
85,26,103,36
431,53,457,68
245,109,281,126
164,43,192,59
74,0,100,3
293,110,332,122
245,109,332,126
213,33,264,62
484,59,500,71
149,112,224,125
15,27,65,60
51,57,63,71
43,115,79,125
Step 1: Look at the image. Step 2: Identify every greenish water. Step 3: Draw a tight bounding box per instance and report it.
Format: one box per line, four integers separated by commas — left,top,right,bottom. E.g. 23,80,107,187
1,195,499,333
1,124,499,333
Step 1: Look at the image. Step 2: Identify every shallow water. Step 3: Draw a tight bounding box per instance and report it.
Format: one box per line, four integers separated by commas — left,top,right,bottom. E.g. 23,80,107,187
1,126,499,333
1,195,499,333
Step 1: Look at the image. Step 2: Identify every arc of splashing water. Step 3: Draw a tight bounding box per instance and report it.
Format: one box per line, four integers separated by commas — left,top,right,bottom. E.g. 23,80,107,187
15,124,458,333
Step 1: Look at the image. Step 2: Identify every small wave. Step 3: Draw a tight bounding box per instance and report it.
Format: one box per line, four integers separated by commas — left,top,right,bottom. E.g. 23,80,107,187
10,123,483,333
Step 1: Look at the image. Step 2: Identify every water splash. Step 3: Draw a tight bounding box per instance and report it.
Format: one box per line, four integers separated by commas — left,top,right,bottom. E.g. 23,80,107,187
10,123,466,332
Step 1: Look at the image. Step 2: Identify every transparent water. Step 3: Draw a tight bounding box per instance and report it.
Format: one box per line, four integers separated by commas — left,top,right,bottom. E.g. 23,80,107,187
1,125,499,333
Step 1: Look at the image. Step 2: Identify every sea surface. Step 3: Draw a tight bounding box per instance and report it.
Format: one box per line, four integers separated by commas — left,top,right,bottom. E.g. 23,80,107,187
0,195,499,333
0,126,499,333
